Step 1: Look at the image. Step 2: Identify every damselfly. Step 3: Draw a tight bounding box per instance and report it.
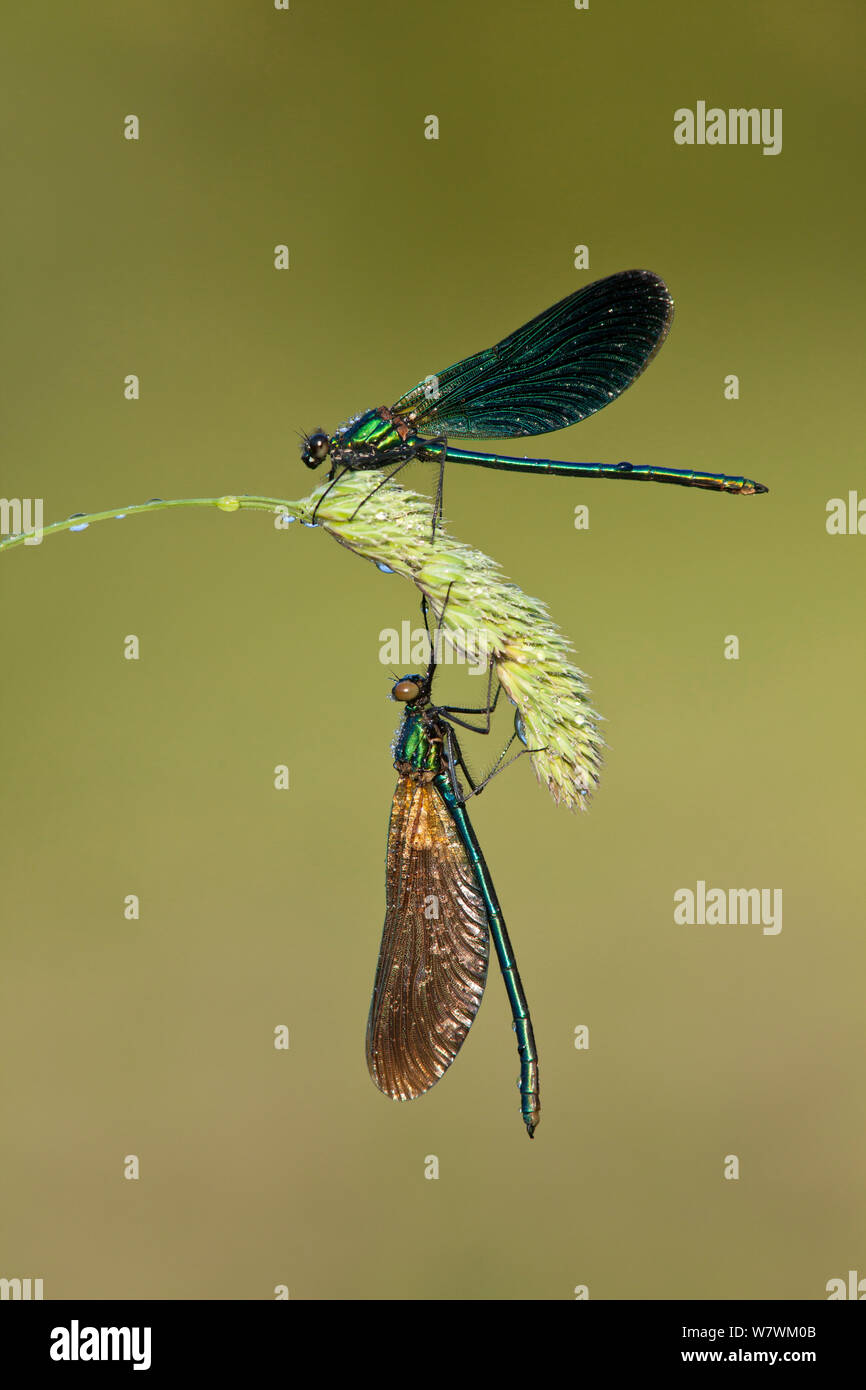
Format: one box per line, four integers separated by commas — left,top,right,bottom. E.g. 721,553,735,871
303,269,767,532
366,598,541,1136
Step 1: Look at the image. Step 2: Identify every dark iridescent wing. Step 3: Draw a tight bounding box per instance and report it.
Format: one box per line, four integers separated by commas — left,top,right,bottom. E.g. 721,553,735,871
366,777,489,1101
391,269,673,440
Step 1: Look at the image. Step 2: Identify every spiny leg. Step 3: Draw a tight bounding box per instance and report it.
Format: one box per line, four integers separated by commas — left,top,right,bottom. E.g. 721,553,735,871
428,436,448,542
435,661,503,734
447,722,542,811
472,734,544,796
347,446,421,522
442,721,542,805
311,464,352,525
421,581,455,645
420,581,454,686
422,589,501,726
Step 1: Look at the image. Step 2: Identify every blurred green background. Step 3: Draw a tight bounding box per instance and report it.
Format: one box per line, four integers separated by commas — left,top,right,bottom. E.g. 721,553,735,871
1,0,863,1300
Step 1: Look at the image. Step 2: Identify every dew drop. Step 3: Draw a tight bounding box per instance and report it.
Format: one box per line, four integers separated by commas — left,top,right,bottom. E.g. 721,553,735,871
67,513,89,532
376,562,395,574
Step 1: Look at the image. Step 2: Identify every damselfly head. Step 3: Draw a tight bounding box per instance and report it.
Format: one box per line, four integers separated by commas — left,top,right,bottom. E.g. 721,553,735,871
301,430,330,469
392,676,423,704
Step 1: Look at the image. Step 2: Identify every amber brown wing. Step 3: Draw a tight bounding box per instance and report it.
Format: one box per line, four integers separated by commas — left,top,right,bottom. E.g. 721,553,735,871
366,777,490,1101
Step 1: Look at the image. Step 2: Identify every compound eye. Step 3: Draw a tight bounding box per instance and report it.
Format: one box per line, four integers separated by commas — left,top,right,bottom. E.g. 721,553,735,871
392,678,421,703
302,431,330,468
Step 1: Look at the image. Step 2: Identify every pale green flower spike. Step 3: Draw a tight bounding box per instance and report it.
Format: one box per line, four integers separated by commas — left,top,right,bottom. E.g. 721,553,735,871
0,474,603,809
306,473,603,811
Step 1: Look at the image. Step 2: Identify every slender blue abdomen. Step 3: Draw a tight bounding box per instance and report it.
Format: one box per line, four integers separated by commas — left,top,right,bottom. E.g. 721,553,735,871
438,444,766,495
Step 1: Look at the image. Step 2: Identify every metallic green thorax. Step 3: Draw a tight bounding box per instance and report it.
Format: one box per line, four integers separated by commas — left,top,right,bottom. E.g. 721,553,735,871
392,701,440,777
332,408,420,468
